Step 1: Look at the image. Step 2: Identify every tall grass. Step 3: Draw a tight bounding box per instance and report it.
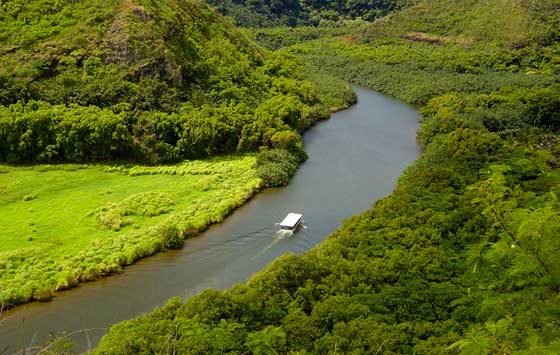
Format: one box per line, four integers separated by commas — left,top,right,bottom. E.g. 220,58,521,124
0,155,263,307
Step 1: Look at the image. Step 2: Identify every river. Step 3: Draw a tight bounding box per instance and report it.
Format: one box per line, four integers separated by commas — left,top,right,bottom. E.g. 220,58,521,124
0,86,420,353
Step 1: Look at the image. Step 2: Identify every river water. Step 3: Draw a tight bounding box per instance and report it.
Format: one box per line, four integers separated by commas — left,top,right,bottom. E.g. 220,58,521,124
0,86,420,353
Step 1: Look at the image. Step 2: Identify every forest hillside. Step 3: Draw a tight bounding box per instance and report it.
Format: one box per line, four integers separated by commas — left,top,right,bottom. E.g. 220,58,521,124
0,0,327,168
206,0,417,27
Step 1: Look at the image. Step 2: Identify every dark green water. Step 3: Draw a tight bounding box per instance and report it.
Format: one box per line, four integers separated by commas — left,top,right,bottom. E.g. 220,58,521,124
0,86,420,353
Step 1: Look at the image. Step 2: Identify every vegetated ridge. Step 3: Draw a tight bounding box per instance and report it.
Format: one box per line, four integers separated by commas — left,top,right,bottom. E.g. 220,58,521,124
96,0,560,353
0,0,332,175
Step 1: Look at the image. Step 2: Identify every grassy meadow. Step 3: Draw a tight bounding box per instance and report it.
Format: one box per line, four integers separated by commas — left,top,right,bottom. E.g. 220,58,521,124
0,156,262,306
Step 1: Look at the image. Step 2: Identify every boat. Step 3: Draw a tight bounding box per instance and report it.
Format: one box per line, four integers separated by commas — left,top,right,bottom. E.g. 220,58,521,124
278,213,304,232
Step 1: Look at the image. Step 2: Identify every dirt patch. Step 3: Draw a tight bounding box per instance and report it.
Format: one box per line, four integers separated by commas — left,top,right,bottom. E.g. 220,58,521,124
402,32,473,47
0,45,20,56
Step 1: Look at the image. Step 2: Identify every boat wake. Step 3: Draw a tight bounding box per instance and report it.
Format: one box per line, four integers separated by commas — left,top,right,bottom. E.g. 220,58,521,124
252,223,311,259
275,229,295,239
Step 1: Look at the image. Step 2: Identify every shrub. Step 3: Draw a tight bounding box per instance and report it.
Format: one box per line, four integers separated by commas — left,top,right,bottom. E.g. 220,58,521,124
22,194,37,201
90,192,174,231
159,225,184,250
256,148,300,187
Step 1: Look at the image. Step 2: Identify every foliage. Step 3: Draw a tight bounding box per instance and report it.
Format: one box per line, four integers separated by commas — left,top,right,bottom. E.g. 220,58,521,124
0,156,262,307
256,126,317,187
418,86,560,146
0,102,133,163
256,148,300,187
207,0,416,27
247,24,364,50
245,27,359,111
288,37,559,106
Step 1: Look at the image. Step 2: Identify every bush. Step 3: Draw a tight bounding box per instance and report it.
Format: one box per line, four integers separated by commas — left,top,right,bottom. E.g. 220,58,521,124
0,102,132,163
160,225,184,250
22,194,37,201
256,148,300,187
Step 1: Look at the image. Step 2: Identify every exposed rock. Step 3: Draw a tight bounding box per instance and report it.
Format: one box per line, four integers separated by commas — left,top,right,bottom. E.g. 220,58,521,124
103,0,182,85
103,0,152,64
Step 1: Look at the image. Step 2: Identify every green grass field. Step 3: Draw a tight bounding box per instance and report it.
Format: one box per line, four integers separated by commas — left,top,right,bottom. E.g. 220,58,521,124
0,156,262,306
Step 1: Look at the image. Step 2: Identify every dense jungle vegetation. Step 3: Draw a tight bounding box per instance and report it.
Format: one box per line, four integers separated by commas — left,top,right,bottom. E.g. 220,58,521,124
0,0,337,176
206,0,415,27
96,0,560,353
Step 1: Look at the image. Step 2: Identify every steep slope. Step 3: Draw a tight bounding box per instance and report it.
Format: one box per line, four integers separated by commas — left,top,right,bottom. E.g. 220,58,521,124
362,0,560,47
0,0,262,106
96,1,560,354
0,0,325,165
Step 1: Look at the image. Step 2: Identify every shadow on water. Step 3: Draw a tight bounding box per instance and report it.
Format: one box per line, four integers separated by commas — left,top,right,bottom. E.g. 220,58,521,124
0,86,421,353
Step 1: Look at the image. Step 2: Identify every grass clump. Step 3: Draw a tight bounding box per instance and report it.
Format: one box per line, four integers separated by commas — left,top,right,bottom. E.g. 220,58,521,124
91,192,174,231
22,194,37,202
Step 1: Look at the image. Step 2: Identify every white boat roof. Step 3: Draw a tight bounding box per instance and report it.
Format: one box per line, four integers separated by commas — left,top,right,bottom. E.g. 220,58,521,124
279,213,303,228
